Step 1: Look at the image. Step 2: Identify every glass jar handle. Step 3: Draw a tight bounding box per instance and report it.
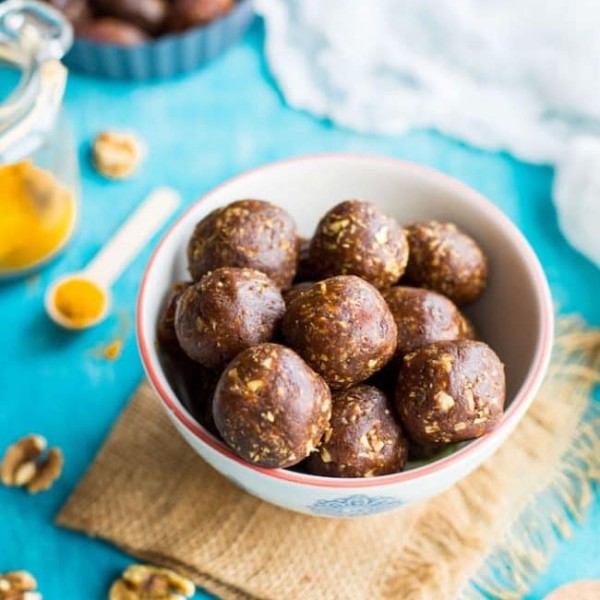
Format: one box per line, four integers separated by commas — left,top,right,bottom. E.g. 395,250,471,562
0,0,73,62
0,1,72,164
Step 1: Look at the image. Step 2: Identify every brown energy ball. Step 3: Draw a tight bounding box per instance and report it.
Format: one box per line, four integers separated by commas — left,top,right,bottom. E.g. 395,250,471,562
75,17,150,44
382,286,475,357
167,0,234,31
309,200,409,289
187,200,299,289
396,340,505,444
405,221,488,305
163,354,221,437
305,385,408,478
213,344,332,468
93,0,167,34
175,268,285,369
47,0,91,23
156,281,191,353
282,276,397,389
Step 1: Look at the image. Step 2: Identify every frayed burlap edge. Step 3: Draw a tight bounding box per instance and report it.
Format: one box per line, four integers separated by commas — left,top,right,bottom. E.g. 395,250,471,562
458,318,600,600
378,317,600,600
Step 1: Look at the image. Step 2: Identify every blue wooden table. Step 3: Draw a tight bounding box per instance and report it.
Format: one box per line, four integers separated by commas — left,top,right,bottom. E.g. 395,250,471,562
1,22,598,600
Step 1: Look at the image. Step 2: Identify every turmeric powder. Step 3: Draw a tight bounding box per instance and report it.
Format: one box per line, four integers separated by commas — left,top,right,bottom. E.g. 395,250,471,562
102,339,123,361
0,161,76,274
53,278,106,328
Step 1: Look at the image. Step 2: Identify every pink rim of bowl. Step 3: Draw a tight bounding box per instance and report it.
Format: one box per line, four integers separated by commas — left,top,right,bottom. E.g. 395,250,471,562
136,153,554,489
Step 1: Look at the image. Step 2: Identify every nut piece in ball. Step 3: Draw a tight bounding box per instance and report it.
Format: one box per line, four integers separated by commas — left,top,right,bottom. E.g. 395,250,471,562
306,385,408,478
310,200,409,289
405,221,488,305
213,343,332,468
282,275,397,389
175,268,285,369
382,286,475,356
396,340,505,444
188,200,299,289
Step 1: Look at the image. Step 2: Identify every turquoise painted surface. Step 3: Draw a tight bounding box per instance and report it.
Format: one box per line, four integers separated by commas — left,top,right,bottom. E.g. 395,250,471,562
0,22,598,599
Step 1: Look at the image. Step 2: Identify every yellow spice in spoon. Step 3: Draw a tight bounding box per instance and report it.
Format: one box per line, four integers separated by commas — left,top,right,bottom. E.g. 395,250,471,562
53,278,106,328
0,161,76,273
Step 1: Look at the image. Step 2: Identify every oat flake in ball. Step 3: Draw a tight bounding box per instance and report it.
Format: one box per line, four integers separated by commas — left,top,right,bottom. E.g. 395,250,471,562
396,340,505,444
310,200,409,289
405,221,488,305
382,286,474,357
175,268,285,369
282,275,397,389
187,200,299,289
213,343,332,468
306,385,408,478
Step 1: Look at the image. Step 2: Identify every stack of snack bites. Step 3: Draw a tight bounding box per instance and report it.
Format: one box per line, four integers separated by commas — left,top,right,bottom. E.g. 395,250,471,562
43,0,253,80
157,198,506,479
45,0,235,44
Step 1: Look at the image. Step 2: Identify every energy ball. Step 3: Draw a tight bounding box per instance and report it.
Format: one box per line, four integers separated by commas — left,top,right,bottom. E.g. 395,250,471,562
396,340,505,444
93,0,167,34
213,344,332,468
167,0,234,31
382,286,475,356
305,385,408,478
75,18,150,44
405,221,488,305
164,356,221,438
282,275,397,389
310,200,409,289
156,281,191,353
187,200,299,289
175,268,285,369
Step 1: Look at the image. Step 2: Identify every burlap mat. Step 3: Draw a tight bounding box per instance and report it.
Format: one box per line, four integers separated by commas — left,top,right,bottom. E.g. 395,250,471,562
57,318,600,600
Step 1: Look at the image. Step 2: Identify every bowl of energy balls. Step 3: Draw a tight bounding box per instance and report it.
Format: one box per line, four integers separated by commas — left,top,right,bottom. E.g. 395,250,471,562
137,154,553,518
42,0,254,79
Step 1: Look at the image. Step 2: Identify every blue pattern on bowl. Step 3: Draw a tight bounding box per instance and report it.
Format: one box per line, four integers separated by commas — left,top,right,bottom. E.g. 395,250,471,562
310,494,404,517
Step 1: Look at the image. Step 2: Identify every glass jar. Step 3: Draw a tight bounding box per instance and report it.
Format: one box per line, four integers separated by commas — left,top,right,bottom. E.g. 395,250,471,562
0,0,78,278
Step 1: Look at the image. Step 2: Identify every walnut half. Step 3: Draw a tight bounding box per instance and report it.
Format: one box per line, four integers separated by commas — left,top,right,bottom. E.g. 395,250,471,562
92,131,145,180
109,565,195,600
1,435,63,494
0,570,41,600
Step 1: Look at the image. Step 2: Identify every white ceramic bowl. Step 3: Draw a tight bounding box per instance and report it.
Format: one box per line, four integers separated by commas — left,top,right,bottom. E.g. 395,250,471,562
137,154,553,518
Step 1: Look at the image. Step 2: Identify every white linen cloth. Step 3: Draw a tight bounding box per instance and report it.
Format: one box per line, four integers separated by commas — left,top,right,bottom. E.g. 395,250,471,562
255,0,600,267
